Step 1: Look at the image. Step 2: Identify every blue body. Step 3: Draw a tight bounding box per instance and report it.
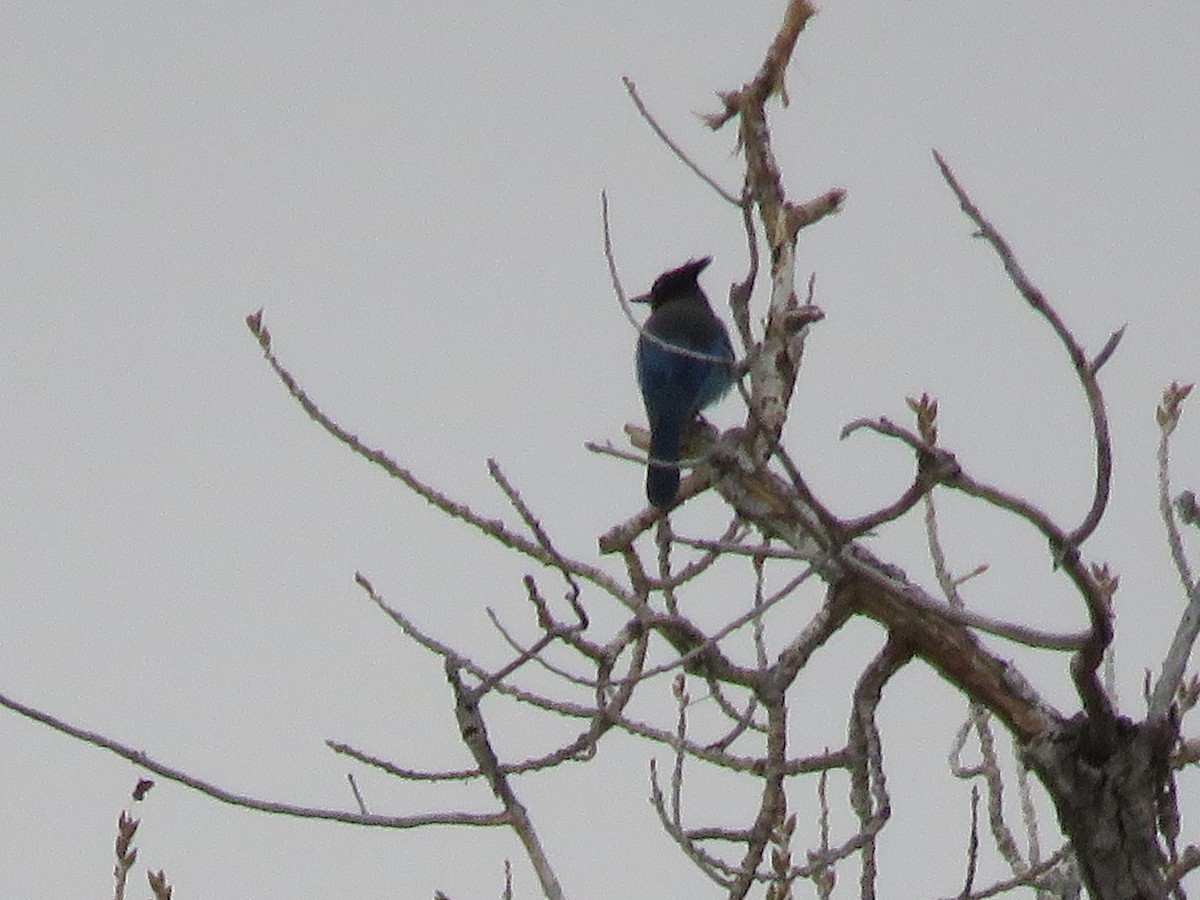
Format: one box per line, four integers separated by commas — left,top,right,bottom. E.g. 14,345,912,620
635,259,734,508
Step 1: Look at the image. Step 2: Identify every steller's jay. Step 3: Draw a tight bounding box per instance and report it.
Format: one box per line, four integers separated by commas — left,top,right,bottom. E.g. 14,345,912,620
634,257,735,508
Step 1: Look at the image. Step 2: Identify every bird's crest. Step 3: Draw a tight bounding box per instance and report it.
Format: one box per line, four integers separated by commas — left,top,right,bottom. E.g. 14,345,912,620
635,257,712,306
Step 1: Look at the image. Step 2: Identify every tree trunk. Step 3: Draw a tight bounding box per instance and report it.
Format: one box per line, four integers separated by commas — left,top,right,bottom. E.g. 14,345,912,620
1025,715,1173,900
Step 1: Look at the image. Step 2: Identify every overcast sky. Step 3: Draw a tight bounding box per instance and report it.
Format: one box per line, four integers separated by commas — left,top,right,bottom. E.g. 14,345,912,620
3,3,1199,897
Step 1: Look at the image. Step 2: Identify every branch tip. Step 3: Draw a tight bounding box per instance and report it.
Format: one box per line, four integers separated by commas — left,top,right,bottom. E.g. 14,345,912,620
245,307,270,351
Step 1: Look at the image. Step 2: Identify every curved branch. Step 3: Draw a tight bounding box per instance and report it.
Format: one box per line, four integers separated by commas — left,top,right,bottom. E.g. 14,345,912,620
841,638,909,894
932,151,1116,550
947,467,1116,726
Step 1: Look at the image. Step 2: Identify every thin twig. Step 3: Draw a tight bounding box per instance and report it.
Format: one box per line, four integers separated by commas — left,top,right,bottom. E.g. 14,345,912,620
1090,324,1127,375
246,310,634,609
0,688,506,829
730,181,760,352
1015,761,1043,871
623,77,740,205
813,768,835,899
935,847,1072,900
346,773,368,815
948,707,1025,872
358,575,795,772
959,785,980,899
488,459,588,629
649,758,738,886
600,192,743,368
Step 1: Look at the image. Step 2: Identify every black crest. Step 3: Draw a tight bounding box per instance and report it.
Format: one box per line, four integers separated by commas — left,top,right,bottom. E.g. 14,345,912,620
634,257,712,307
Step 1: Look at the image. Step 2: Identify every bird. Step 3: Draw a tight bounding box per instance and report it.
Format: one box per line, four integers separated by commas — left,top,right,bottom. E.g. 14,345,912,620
634,257,735,508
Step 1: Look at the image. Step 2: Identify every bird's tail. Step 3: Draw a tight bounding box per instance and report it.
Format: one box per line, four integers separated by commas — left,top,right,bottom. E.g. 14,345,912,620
646,419,682,508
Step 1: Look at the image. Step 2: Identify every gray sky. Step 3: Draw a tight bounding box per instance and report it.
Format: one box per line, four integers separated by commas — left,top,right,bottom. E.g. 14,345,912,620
3,3,1199,897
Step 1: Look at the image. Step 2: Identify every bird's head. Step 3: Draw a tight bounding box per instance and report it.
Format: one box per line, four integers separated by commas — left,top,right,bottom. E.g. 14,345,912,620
632,257,712,309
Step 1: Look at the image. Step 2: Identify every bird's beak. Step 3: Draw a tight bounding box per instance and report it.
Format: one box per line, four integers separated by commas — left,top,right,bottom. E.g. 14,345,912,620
631,291,652,304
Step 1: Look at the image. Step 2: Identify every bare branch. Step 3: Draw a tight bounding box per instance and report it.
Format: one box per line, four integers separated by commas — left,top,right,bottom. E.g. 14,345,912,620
1150,579,1200,726
356,574,817,774
959,785,981,900
329,720,603,784
487,459,588,629
583,437,645,466
485,606,595,691
1015,762,1043,871
622,77,739,205
1150,382,1200,724
844,639,908,898
353,574,658,775
1090,324,1127,376
246,311,634,609
671,676,689,830
812,770,835,899
730,694,788,898
945,466,1116,726
702,0,838,475
752,548,770,672
730,181,760,352
840,397,954,538
935,846,1072,900
346,772,368,815
1157,383,1197,594
0,688,506,830
923,480,973,609
446,663,565,899
669,533,808,560
733,372,840,543
775,582,854,684
478,608,561,695
835,550,1063,742
949,707,1025,872
840,425,962,537
649,758,738,887
651,515,739,595
933,150,1114,551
